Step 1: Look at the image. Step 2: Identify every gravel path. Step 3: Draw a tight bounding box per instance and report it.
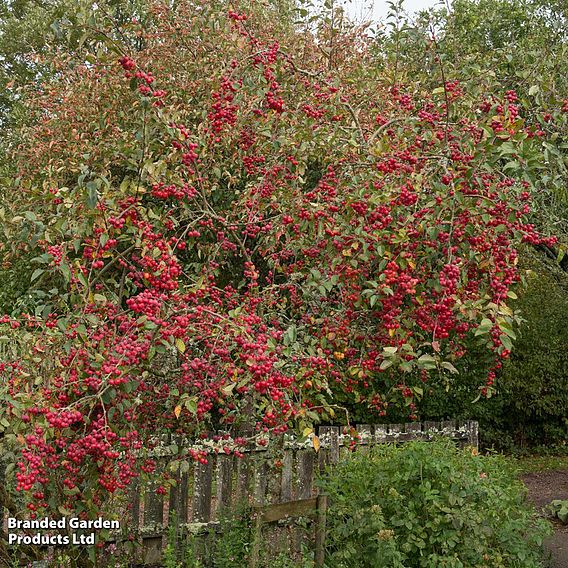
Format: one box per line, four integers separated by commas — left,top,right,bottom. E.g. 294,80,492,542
521,469,568,567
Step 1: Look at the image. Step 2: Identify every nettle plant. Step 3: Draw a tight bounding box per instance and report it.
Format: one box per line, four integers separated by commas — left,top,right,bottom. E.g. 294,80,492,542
0,0,556,519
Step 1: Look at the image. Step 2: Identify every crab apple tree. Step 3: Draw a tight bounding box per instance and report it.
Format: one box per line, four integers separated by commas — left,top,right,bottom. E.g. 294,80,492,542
0,0,555,521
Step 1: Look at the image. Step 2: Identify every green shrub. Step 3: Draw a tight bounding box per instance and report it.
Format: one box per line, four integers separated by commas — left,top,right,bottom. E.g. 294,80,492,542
548,500,568,524
416,264,568,452
318,440,552,568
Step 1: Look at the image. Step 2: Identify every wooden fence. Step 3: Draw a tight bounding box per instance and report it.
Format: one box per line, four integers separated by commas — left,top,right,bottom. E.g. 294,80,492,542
116,420,478,566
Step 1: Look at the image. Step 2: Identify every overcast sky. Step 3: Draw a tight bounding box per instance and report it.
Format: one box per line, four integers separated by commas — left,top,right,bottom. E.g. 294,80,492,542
342,0,449,22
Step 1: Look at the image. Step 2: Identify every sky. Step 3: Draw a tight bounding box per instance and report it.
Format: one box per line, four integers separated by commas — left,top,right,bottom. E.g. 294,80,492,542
341,0,449,22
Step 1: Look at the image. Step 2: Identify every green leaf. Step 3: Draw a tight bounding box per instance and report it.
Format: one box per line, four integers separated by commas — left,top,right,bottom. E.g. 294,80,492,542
500,334,513,351
285,325,297,345
31,268,44,282
124,380,139,394
86,181,98,208
503,160,519,171
441,361,459,374
417,353,437,369
475,318,493,336
184,397,197,414
60,263,71,283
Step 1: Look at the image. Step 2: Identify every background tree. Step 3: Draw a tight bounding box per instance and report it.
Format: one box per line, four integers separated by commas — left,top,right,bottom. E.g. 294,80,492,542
367,0,568,449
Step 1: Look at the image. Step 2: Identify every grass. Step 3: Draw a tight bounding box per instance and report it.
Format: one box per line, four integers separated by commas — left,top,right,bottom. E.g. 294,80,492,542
510,455,568,474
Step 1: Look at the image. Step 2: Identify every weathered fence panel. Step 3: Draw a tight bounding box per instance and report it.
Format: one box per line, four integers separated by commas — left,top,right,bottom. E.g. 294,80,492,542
3,421,477,566
107,420,478,565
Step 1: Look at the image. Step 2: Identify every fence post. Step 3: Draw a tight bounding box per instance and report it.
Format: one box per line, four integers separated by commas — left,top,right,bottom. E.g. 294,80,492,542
423,421,440,439
297,450,315,500
373,424,387,444
280,451,293,502
248,509,263,568
314,494,327,567
168,467,189,527
216,455,233,514
405,422,422,441
466,420,479,450
192,458,213,522
318,426,339,474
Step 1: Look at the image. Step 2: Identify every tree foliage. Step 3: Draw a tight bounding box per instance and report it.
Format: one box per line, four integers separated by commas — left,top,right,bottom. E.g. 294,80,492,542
0,0,565,545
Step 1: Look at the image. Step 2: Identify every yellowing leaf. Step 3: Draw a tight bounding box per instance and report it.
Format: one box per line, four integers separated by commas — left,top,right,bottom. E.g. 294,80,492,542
312,435,321,452
174,405,182,419
175,338,186,353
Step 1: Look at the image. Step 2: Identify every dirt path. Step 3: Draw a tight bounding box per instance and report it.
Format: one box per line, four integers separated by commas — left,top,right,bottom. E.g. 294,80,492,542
521,469,568,568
